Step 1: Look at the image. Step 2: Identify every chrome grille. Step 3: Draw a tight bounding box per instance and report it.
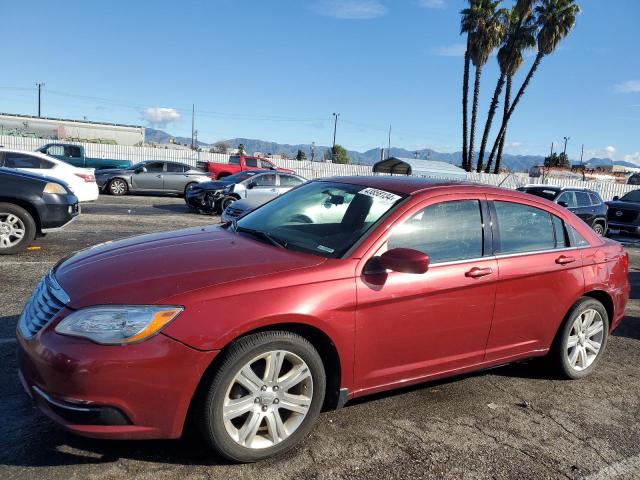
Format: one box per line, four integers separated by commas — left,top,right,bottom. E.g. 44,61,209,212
608,208,639,223
18,272,69,338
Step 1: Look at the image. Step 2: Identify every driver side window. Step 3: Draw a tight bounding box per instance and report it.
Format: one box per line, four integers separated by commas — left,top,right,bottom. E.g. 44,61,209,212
387,200,484,264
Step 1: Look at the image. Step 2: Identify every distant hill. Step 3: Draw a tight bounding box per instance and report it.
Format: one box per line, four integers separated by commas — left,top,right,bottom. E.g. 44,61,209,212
143,128,635,173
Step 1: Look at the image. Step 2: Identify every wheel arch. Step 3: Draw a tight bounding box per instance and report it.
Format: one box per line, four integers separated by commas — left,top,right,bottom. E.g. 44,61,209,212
184,321,343,433
583,290,614,329
0,197,41,232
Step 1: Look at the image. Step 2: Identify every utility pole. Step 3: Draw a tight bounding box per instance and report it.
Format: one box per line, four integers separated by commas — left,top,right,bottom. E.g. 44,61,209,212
36,82,45,117
563,136,570,157
191,104,195,150
332,113,340,161
580,143,585,181
387,125,392,159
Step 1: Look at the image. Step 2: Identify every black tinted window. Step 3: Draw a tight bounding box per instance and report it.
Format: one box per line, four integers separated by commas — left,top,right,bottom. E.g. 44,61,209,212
229,156,241,165
556,191,577,207
388,200,484,263
166,163,187,173
280,175,304,187
4,153,45,168
589,193,601,205
494,201,555,254
575,191,591,207
66,146,82,158
145,162,164,172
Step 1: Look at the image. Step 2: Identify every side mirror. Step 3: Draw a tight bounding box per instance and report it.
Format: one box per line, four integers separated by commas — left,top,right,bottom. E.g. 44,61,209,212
247,181,256,189
379,248,429,274
557,201,568,207
135,166,147,174
613,196,620,201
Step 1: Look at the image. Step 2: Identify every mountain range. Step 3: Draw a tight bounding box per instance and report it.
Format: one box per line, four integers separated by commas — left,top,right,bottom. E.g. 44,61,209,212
145,128,637,173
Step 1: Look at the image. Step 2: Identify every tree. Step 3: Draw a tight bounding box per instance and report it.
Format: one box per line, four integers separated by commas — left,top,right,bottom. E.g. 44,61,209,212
460,0,482,171
466,0,507,172
330,144,350,164
210,140,229,154
237,143,246,155
280,152,290,160
479,1,537,173
295,149,307,161
487,0,580,168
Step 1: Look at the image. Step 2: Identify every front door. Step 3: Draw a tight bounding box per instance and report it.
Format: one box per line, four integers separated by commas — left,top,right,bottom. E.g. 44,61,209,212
484,197,585,361
246,173,278,203
354,197,497,393
132,161,165,190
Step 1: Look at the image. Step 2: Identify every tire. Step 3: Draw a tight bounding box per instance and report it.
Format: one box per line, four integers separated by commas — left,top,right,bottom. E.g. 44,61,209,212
549,297,609,380
592,222,605,236
0,203,37,255
198,331,326,463
221,196,237,212
184,182,198,196
107,178,128,196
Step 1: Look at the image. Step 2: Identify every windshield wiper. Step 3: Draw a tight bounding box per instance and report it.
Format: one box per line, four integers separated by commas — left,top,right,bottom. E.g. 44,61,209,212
235,226,287,249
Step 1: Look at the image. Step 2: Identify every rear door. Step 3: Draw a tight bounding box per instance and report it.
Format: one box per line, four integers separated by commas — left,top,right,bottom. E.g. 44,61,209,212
131,161,165,190
277,174,305,195
574,191,595,226
163,162,190,192
484,196,585,361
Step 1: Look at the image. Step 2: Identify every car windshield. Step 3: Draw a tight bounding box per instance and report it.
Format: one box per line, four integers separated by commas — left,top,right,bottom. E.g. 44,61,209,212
620,190,640,202
234,181,406,258
519,187,558,201
224,172,262,183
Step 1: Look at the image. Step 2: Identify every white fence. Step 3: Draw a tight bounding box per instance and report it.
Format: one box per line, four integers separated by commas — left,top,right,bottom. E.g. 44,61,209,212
1,134,637,201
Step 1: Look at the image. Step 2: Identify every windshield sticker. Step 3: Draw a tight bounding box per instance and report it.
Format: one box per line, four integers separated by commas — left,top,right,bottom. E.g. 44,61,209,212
317,245,335,253
359,187,401,203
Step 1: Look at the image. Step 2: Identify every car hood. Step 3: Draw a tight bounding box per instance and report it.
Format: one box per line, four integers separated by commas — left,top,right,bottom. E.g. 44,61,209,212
54,225,326,308
198,180,234,191
606,200,640,211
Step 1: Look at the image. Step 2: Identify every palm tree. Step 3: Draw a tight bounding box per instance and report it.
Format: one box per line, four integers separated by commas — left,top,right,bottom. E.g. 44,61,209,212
467,0,507,172
460,1,482,171
487,0,580,168
479,2,537,173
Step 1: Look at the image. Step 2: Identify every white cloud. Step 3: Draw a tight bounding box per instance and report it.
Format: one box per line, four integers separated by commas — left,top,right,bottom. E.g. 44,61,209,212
624,152,640,165
614,80,640,93
431,43,466,57
142,107,181,126
418,0,445,8
585,146,616,160
605,145,616,158
312,0,387,19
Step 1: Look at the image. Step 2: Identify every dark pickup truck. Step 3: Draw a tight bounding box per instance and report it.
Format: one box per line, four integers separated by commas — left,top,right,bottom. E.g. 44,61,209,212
36,143,131,170
0,167,79,254
606,189,640,235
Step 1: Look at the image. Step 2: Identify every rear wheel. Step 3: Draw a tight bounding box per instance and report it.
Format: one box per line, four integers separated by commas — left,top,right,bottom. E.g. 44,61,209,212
0,203,36,255
198,331,325,462
550,298,609,379
592,222,605,236
108,178,128,196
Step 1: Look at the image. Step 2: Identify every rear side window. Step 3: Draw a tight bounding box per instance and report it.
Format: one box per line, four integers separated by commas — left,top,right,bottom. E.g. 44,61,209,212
4,153,48,169
245,158,259,168
280,175,304,187
387,200,484,264
166,163,187,173
493,201,555,254
253,173,276,187
567,225,590,247
588,193,601,205
575,191,591,207
260,159,275,169
556,191,577,207
229,156,241,165
551,215,570,248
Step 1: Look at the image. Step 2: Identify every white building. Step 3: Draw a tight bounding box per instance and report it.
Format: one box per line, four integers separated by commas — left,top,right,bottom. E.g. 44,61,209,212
0,113,145,146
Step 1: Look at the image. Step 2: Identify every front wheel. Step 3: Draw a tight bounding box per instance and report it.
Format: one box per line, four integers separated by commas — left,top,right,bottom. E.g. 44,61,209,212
198,331,326,462
550,298,609,379
592,222,605,236
221,196,237,212
184,182,198,196
0,203,37,255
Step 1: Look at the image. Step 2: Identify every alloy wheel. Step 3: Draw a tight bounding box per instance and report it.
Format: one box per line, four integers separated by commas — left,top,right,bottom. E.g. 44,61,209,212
222,350,313,449
109,179,127,195
566,308,604,371
0,213,26,248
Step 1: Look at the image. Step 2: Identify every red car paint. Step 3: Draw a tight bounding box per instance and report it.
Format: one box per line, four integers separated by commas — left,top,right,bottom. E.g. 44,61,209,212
17,178,629,440
198,154,295,180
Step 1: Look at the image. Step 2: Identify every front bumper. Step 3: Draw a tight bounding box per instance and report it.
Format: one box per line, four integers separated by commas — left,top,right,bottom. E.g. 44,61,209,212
607,222,640,233
184,188,224,212
17,323,218,439
38,193,80,230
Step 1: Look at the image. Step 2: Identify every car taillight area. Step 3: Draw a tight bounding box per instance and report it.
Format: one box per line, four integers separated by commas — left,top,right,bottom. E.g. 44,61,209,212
75,173,96,183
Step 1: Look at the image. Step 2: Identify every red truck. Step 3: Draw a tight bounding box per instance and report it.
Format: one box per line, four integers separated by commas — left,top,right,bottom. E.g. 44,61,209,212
197,154,295,180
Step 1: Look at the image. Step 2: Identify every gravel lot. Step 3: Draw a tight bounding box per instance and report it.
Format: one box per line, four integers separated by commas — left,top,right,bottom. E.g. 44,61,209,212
1,195,639,480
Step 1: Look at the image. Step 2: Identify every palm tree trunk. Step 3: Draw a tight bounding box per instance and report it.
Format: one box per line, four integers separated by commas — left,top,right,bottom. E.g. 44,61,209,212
493,75,512,174
488,52,543,165
468,64,482,171
462,41,471,171
478,73,506,173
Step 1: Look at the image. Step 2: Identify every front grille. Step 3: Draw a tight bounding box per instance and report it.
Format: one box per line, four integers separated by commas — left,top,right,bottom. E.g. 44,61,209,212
607,208,639,223
18,272,69,338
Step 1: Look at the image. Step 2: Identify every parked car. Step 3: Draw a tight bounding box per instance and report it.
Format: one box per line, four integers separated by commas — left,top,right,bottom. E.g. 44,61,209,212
517,185,608,235
187,170,306,214
37,143,131,170
0,167,79,254
197,154,295,180
95,160,212,196
17,178,628,462
1,148,99,202
606,189,640,234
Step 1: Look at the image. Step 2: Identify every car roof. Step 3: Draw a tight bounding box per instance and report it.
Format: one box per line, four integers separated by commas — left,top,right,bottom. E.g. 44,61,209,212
320,175,490,196
0,166,67,185
520,184,598,194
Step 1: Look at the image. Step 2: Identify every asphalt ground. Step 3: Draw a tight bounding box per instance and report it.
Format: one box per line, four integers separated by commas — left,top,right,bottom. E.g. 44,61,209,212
1,194,639,480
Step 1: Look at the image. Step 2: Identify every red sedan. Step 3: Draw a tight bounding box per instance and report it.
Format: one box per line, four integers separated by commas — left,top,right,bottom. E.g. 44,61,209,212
17,177,629,462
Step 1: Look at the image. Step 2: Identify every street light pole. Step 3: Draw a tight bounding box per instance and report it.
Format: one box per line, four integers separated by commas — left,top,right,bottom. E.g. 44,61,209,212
36,82,45,117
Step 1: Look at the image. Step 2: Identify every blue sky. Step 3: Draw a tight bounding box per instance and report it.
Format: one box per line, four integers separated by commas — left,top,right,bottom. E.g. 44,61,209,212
2,0,639,162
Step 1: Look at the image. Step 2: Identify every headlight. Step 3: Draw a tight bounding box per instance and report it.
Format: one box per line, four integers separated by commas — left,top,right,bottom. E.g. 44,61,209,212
43,182,68,194
223,184,234,193
54,306,183,345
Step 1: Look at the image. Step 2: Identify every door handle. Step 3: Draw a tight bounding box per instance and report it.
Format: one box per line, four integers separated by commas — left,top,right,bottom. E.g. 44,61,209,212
555,255,576,265
156,174,162,178
465,267,493,278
